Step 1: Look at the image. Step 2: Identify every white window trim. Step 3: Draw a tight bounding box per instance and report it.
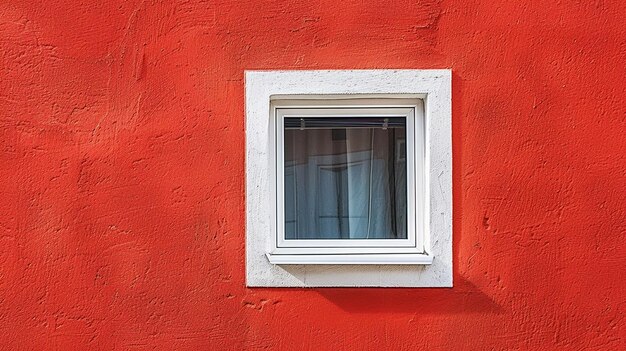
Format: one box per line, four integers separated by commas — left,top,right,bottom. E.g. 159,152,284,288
273,105,420,254
267,104,422,264
245,70,452,287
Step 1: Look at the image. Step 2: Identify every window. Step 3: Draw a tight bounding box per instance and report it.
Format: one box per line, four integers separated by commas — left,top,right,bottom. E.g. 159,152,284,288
270,102,427,263
246,70,451,287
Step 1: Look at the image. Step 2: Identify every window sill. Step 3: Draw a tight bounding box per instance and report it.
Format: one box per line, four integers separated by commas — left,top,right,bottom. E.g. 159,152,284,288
266,253,434,265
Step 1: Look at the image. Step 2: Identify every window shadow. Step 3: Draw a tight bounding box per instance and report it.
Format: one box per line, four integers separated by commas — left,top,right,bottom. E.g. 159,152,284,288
314,276,503,314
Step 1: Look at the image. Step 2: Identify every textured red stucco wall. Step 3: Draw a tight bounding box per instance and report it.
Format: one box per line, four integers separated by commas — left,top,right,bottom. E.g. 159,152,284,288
1,0,625,349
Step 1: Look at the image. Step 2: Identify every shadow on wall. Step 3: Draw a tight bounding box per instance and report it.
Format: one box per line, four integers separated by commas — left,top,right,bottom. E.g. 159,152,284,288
316,277,503,314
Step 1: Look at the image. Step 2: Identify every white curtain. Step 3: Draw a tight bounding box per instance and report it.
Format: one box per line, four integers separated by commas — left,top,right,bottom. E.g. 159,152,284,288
284,127,406,240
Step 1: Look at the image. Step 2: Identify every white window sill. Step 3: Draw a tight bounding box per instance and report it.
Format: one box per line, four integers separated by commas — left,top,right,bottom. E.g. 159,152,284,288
266,253,434,265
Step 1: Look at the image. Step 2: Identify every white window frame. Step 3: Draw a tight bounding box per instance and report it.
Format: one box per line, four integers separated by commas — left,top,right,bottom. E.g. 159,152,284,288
273,105,421,255
245,70,452,287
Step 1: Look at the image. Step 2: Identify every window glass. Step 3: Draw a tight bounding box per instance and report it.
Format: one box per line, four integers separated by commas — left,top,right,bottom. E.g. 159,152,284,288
284,117,407,240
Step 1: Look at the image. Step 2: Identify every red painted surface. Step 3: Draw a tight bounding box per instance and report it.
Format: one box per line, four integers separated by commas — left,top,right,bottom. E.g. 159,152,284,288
1,0,625,349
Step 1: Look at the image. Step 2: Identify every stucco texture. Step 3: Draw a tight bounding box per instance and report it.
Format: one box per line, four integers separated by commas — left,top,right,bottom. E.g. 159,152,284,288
1,0,625,350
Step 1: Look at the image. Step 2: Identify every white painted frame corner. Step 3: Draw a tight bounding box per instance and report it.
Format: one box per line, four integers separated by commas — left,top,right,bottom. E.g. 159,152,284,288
245,70,452,287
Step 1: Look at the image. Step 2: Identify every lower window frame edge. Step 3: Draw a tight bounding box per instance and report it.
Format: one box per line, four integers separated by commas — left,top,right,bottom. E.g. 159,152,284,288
265,253,434,265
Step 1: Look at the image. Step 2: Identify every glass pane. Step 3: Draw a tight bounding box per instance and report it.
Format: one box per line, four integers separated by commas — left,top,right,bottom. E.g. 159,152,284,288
284,116,407,240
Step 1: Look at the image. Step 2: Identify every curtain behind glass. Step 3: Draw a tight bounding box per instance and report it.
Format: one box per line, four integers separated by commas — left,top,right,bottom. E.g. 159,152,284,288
284,117,407,240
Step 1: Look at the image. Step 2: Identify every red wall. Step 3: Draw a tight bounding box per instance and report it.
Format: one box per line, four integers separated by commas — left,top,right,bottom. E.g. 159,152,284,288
1,0,625,349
